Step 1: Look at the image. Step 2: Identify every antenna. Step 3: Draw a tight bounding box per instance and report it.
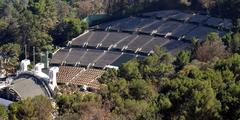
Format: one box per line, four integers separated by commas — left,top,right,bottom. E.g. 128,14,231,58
33,46,35,65
24,44,27,59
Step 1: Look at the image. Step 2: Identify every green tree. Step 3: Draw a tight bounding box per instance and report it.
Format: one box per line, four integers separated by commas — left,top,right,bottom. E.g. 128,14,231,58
142,52,174,79
215,53,240,77
219,83,240,120
9,98,35,120
8,96,53,120
175,50,191,69
56,92,100,116
178,64,203,79
98,68,118,84
52,17,87,46
28,0,57,31
0,43,21,66
120,59,142,80
160,78,221,120
235,19,240,32
31,96,54,120
115,99,154,120
0,105,8,120
223,32,240,54
129,79,157,101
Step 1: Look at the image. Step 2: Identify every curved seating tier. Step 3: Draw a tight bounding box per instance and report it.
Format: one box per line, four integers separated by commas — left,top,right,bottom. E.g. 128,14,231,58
56,66,105,89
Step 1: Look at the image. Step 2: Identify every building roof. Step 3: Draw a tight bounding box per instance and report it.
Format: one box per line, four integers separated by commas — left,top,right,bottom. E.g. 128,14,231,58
10,74,52,100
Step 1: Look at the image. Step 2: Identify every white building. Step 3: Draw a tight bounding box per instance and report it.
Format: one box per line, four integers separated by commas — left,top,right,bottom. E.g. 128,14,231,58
0,59,59,103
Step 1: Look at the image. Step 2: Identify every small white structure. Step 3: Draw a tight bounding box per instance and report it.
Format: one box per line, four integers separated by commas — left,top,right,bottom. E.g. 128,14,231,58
33,63,49,80
34,63,44,73
81,85,88,91
0,69,6,78
48,67,59,90
105,65,119,70
20,59,30,72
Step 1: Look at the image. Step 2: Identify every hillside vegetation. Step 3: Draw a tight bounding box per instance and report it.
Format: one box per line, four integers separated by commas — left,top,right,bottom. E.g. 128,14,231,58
0,0,240,120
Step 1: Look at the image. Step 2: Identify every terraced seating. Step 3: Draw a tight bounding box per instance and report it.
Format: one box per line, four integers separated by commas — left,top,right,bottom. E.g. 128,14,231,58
96,21,115,30
167,41,190,55
121,18,156,32
156,21,182,36
140,37,170,53
113,35,138,50
52,10,233,70
56,66,105,89
170,23,197,39
71,32,92,47
109,18,135,31
111,53,136,66
93,10,232,36
57,66,84,83
162,40,185,52
79,49,104,66
155,10,179,19
87,31,109,47
139,20,164,34
94,51,122,68
126,35,153,52
72,69,105,88
188,14,209,24
185,26,222,41
65,48,86,65
52,48,146,68
221,19,233,30
100,32,129,48
168,12,194,22
94,18,130,31
204,17,223,28
50,48,70,64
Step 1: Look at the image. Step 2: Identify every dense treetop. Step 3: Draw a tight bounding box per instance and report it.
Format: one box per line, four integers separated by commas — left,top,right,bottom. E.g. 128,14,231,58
96,33,240,120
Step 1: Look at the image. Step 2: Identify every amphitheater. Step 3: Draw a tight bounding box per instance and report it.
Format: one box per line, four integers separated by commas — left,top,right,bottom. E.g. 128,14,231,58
51,10,232,90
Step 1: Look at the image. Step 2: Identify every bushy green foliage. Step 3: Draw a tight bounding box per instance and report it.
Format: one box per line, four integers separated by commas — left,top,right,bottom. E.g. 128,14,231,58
175,50,191,69
141,48,175,79
99,40,240,119
51,17,87,46
0,43,21,66
223,32,240,53
0,0,89,63
0,105,8,120
55,92,115,119
160,78,222,120
8,96,53,120
129,79,157,101
215,53,240,76
55,92,100,115
120,59,142,80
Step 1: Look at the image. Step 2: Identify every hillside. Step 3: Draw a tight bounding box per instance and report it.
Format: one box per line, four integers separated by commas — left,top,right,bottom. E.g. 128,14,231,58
0,0,239,120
